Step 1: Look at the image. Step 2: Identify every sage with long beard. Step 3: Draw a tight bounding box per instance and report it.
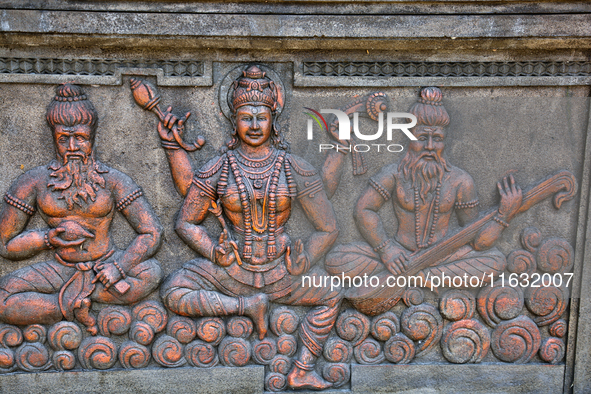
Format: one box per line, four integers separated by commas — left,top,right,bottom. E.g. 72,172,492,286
47,155,108,210
399,150,450,203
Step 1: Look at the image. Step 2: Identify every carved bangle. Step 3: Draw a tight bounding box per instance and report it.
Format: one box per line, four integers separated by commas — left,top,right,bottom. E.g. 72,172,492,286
238,296,245,316
493,215,510,228
293,359,315,371
161,140,181,150
455,199,479,209
113,261,127,279
373,238,391,252
44,231,54,250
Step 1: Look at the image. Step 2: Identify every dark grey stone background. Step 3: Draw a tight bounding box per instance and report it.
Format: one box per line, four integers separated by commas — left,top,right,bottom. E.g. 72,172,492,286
0,1,590,393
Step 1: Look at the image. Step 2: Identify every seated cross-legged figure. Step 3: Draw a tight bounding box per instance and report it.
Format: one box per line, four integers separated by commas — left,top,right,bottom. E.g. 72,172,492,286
326,87,522,315
157,66,342,390
0,84,163,334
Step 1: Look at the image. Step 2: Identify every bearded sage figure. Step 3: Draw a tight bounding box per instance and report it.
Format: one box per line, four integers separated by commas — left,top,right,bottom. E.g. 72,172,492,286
0,84,163,334
326,87,522,315
155,65,342,390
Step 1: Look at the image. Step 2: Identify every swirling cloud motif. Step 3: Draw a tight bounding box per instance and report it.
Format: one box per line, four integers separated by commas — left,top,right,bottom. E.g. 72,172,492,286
323,363,350,388
440,290,476,321
48,322,82,351
401,303,443,356
119,341,151,369
152,335,186,368
477,282,524,327
270,307,300,336
370,312,400,341
218,337,251,367
491,316,541,363
98,306,132,337
196,317,226,346
354,338,385,365
78,336,117,370
336,309,370,347
185,340,218,368
227,316,254,339
384,333,415,364
132,301,168,334
167,316,197,344
441,319,490,364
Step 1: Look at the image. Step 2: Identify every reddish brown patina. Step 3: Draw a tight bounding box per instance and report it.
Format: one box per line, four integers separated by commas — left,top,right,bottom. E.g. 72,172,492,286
0,83,163,335
136,65,342,390
326,87,576,315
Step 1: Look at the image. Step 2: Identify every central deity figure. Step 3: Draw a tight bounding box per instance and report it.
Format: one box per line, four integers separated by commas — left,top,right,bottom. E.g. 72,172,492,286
158,65,342,390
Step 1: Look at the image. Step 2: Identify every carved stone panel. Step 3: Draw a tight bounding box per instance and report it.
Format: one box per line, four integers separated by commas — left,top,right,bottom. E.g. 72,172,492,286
0,3,590,393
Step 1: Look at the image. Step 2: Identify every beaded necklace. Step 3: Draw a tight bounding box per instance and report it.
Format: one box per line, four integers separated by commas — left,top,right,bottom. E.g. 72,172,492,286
235,150,278,189
414,182,441,249
235,149,276,168
227,149,285,260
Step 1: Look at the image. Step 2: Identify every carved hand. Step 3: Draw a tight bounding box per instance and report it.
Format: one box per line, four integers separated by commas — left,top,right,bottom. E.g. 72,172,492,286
47,222,94,249
285,239,310,276
379,242,409,275
93,262,122,290
214,229,238,267
157,106,191,142
497,174,523,221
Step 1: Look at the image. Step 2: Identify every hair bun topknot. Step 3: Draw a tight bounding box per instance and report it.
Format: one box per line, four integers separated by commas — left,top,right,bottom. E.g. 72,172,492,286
54,83,87,102
418,86,443,106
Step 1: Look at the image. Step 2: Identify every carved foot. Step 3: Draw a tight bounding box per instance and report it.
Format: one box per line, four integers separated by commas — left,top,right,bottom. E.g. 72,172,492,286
287,363,332,390
74,298,98,335
244,293,268,340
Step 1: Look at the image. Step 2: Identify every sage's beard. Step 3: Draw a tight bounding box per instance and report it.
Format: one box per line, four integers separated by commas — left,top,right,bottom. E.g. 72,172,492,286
47,154,107,210
399,150,450,203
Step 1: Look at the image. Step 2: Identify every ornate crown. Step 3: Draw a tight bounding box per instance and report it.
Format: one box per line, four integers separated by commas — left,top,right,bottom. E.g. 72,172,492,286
229,65,278,112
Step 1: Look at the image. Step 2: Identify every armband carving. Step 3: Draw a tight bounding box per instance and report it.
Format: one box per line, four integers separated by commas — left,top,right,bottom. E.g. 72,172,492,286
369,179,391,201
297,179,323,199
4,193,35,215
288,156,317,177
116,189,143,211
192,178,217,200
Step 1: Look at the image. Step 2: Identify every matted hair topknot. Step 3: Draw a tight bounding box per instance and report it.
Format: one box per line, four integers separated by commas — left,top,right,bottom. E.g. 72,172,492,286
229,65,278,113
408,86,450,127
46,83,98,132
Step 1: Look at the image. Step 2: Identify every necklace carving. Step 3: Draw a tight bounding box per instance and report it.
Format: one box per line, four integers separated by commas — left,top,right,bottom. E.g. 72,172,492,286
414,182,441,249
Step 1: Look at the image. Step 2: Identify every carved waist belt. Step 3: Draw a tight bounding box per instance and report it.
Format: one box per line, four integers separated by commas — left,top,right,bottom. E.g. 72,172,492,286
54,250,115,321
225,253,288,289
239,257,281,273
232,225,285,241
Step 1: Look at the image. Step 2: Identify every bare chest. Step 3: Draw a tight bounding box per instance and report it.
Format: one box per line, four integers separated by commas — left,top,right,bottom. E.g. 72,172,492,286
394,180,457,213
37,187,115,218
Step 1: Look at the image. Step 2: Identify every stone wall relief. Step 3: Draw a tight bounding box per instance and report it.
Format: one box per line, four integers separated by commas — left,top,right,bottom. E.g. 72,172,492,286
0,64,578,392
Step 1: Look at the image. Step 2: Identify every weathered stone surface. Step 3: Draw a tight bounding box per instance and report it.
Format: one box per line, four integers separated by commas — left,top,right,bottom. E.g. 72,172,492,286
0,1,589,393
0,366,264,394
352,364,565,393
